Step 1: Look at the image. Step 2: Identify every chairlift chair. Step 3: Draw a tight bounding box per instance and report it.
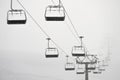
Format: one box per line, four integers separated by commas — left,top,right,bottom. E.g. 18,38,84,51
45,47,59,58
45,0,65,21
65,55,75,70
72,36,86,57
7,0,27,24
100,60,108,67
65,62,75,71
98,67,105,71
76,68,85,74
93,69,102,74
102,62,109,67
76,64,85,74
93,71,102,74
87,55,97,70
93,67,102,74
93,60,102,74
45,38,59,58
88,64,96,70
7,9,27,24
103,63,109,67
72,46,85,57
98,62,106,71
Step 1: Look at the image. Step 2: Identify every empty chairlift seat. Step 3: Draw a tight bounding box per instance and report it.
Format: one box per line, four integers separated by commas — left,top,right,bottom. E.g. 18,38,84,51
98,67,105,71
76,68,85,74
88,64,96,70
7,9,27,24
101,60,109,67
45,47,59,58
93,71,102,74
65,62,75,71
98,63,106,71
45,5,65,21
76,64,85,74
93,68,102,74
93,62,102,74
72,46,85,57
45,38,59,58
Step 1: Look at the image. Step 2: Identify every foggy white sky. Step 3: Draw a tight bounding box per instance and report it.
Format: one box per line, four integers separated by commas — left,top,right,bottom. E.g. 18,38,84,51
0,0,120,80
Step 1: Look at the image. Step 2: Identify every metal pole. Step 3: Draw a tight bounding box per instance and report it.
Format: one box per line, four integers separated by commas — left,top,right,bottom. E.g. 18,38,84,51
59,0,60,6
79,36,84,47
85,63,89,80
47,38,50,48
11,0,13,10
58,0,61,12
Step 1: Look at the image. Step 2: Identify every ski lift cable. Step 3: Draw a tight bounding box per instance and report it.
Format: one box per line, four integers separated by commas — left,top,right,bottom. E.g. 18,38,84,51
62,3,80,38
80,42,98,62
17,0,69,56
49,0,80,43
60,0,81,41
11,0,13,10
49,0,81,43
50,0,93,57
7,0,27,24
50,0,96,58
50,0,91,55
64,21,80,43
61,1,98,59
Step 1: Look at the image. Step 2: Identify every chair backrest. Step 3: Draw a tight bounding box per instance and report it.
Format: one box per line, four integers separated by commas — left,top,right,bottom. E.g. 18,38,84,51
65,62,75,70
72,46,85,56
76,64,85,74
88,64,96,70
45,48,59,58
7,9,27,20
73,46,85,53
46,5,64,11
76,68,85,74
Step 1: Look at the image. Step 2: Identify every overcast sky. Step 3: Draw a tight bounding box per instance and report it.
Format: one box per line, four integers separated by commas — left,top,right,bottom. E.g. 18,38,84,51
0,0,120,80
